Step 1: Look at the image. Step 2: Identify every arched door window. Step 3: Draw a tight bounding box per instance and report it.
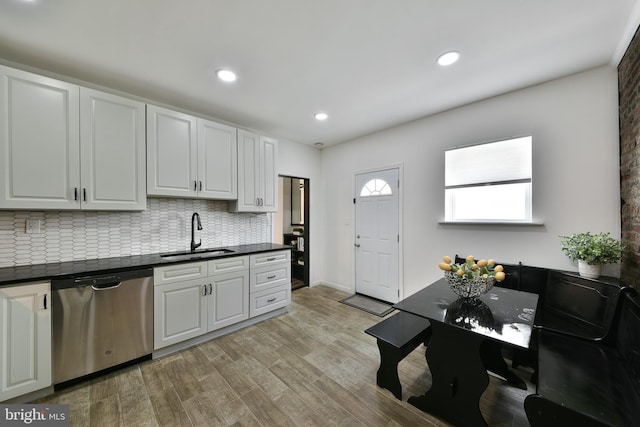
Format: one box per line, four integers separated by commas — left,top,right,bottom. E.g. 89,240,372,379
360,179,392,197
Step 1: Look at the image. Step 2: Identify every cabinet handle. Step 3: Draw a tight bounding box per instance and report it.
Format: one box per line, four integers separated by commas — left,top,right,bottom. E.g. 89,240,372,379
74,187,78,201
260,198,264,206
83,188,87,202
267,275,276,280
194,181,198,191
267,297,276,303
256,197,260,206
267,257,276,261
199,181,203,191
44,294,47,310
203,285,207,296
208,283,212,295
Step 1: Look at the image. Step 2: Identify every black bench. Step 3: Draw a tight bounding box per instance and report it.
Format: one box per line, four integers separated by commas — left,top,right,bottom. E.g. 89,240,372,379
524,291,640,427
536,270,625,340
365,311,431,399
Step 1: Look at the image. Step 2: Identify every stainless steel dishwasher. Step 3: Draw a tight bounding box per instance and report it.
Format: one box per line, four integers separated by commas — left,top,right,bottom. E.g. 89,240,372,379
52,268,153,385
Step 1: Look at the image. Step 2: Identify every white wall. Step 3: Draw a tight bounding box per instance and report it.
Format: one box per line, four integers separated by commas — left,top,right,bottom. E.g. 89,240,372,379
277,139,322,286
319,65,621,297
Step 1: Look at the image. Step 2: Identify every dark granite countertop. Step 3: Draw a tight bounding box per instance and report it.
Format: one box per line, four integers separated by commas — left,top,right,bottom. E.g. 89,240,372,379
0,243,291,287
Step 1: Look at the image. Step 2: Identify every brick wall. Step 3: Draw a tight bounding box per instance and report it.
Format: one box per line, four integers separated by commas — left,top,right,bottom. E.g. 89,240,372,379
619,26,640,287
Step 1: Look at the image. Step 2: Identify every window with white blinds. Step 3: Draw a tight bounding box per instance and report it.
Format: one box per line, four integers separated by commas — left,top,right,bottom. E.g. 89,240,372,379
444,136,532,222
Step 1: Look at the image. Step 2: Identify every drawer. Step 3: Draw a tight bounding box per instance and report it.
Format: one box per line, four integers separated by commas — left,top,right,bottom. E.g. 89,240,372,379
250,284,291,318
208,255,249,275
154,261,208,286
251,263,291,293
250,250,290,268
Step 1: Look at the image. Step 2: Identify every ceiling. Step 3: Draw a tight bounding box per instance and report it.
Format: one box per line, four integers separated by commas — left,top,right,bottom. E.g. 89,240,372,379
0,0,639,147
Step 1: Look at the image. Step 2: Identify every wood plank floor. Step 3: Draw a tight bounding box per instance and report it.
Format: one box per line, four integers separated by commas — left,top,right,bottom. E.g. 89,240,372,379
37,285,534,426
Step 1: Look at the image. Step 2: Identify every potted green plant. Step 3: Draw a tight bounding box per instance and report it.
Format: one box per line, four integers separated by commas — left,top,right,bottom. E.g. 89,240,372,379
559,232,625,279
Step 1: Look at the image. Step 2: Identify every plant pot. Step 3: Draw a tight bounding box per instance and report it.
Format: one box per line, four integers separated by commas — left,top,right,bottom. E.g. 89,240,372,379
578,260,601,279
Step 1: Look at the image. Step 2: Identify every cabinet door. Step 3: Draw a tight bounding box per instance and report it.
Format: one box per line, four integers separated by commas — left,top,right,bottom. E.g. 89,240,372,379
154,279,208,349
259,136,278,212
233,131,278,212
0,65,80,210
80,88,146,210
234,129,260,211
147,105,198,197
197,119,237,200
0,282,51,401
208,270,249,331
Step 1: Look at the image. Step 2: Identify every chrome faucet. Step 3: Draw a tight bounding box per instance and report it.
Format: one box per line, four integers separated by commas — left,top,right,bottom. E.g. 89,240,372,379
191,212,202,252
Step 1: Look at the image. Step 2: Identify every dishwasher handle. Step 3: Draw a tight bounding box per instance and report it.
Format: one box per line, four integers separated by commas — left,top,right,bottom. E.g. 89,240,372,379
91,282,122,291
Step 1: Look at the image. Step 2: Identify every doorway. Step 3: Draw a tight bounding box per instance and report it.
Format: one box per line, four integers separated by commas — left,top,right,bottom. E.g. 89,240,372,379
354,168,400,303
277,176,310,290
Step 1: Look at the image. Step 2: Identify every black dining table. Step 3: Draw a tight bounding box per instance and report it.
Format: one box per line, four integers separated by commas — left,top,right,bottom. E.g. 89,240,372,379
393,278,538,427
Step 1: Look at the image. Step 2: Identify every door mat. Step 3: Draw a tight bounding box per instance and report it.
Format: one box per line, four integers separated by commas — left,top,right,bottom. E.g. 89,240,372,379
340,293,395,317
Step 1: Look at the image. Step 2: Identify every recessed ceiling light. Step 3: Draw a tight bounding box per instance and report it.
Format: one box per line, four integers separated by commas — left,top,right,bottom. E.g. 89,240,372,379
437,51,461,66
314,142,324,148
314,112,328,121
216,69,237,82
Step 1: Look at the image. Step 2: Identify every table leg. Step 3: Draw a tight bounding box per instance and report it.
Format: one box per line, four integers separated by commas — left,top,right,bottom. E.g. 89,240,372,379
408,322,489,427
480,341,527,390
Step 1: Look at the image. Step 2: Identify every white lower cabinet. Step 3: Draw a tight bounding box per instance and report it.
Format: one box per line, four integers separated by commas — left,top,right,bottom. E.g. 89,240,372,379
153,256,249,350
154,277,208,349
250,250,291,318
250,284,290,318
154,251,290,350
0,281,52,402
208,269,249,331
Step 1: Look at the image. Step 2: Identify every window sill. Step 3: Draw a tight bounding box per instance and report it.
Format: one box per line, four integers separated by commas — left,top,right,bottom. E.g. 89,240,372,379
438,220,545,226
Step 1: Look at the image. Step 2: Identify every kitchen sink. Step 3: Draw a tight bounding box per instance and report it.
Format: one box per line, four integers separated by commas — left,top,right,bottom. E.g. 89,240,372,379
160,248,234,261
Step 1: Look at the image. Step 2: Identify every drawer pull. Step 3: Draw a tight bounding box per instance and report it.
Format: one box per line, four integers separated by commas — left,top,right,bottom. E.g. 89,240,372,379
267,297,276,303
267,257,276,261
267,275,276,280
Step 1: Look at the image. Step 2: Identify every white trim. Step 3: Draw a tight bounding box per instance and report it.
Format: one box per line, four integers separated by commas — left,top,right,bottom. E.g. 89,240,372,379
316,280,352,293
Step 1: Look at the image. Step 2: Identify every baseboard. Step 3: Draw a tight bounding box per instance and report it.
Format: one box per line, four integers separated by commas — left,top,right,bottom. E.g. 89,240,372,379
311,280,352,294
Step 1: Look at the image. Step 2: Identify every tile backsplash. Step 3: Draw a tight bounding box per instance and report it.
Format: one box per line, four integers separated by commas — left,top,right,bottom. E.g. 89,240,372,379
0,198,270,268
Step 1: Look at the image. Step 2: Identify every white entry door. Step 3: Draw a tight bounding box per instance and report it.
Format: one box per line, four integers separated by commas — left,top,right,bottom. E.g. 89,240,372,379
355,168,399,303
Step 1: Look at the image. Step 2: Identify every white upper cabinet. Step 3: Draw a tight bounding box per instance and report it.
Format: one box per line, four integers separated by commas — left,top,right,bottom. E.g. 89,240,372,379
198,118,237,200
80,88,146,210
232,130,278,212
147,105,237,200
0,65,146,210
146,105,198,198
0,65,80,210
